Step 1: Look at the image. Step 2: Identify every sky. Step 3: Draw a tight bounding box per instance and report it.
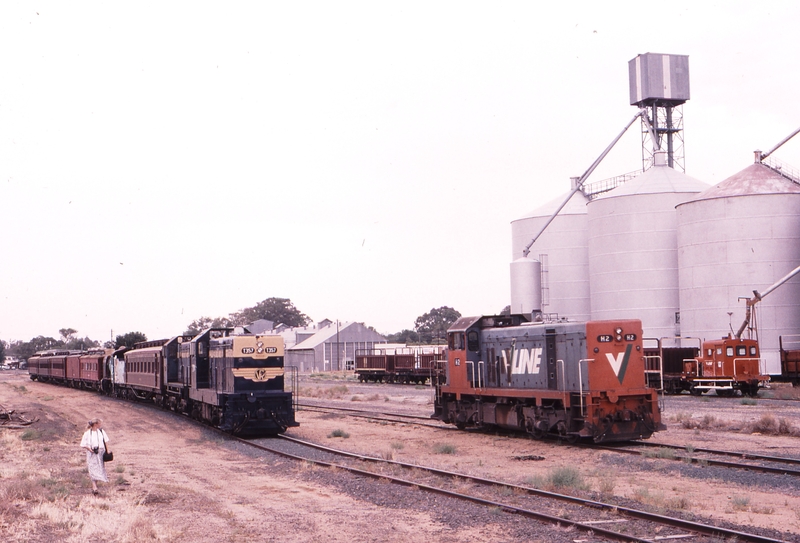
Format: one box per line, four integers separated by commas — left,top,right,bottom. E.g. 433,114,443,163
2,2,800,343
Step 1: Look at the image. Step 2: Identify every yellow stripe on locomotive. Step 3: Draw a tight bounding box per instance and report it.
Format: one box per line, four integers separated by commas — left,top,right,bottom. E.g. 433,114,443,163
231,367,284,382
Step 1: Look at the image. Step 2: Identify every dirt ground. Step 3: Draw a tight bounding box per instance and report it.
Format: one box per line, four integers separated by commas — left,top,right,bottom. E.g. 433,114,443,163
2,370,800,542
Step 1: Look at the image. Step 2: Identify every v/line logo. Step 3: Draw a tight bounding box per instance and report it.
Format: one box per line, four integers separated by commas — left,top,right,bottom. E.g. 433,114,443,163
499,343,632,382
502,347,543,375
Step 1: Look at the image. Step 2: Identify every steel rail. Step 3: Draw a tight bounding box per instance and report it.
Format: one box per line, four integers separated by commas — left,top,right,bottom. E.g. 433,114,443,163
636,441,800,466
591,443,800,477
268,434,786,543
297,401,436,421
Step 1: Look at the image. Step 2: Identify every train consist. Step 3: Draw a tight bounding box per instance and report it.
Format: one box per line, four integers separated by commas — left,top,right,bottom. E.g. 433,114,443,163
355,346,446,384
645,336,770,397
432,314,663,443
28,328,298,436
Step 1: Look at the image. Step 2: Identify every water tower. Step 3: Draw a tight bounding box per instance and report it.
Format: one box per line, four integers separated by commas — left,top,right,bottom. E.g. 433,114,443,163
629,53,690,171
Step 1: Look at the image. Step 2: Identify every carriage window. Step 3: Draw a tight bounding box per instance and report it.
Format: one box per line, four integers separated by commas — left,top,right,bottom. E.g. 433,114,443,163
750,346,757,356
716,348,722,355
736,346,746,356
726,347,734,357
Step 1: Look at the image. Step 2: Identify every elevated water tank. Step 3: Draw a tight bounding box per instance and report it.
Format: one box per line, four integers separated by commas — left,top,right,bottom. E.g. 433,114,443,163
587,151,709,342
677,161,800,374
510,180,590,321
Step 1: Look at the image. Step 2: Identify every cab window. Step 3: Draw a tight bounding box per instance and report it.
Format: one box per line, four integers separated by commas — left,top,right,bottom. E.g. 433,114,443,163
467,331,480,352
726,347,734,357
449,333,464,350
736,346,746,356
750,346,757,356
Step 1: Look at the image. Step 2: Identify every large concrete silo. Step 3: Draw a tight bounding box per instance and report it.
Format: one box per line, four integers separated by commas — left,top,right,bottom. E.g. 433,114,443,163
677,159,800,374
510,180,590,321
587,151,709,342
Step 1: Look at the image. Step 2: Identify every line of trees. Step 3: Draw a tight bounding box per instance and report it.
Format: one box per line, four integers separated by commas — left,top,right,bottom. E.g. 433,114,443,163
184,297,310,335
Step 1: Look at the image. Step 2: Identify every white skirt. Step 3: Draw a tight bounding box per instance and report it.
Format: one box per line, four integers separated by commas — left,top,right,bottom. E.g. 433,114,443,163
86,450,109,482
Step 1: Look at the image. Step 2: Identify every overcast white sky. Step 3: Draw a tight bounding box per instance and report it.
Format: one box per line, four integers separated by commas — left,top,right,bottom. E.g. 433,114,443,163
2,2,799,343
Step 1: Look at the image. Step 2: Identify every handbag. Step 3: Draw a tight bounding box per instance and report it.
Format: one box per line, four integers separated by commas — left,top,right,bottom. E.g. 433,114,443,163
102,432,113,462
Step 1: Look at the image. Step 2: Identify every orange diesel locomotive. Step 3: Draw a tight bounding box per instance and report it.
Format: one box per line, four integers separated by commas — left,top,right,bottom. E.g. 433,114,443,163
432,315,663,443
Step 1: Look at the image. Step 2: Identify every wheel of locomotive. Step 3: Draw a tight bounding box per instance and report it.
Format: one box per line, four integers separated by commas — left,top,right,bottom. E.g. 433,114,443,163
689,385,702,396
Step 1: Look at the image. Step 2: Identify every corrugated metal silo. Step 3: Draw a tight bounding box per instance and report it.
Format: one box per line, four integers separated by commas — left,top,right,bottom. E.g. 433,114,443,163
510,181,590,321
587,152,709,342
677,161,800,374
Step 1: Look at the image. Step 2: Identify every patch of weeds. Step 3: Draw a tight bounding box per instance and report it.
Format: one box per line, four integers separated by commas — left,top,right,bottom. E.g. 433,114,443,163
379,450,393,460
41,396,54,401
752,505,774,515
20,429,41,441
548,466,588,492
13,385,28,393
667,496,688,510
740,397,758,406
731,495,750,511
328,429,350,439
433,443,457,455
115,475,128,485
414,385,427,390
524,475,546,489
641,447,676,460
597,474,616,495
390,441,404,450
746,414,800,436
114,464,126,473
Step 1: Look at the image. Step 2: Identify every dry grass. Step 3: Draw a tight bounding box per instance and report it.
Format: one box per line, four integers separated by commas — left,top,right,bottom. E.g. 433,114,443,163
744,414,800,436
299,385,350,399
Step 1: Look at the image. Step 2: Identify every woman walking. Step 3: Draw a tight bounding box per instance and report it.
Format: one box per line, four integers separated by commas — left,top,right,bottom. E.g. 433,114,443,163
80,418,111,495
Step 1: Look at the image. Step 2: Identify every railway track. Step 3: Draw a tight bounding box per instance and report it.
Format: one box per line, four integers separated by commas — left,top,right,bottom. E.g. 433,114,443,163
221,431,787,543
300,401,800,478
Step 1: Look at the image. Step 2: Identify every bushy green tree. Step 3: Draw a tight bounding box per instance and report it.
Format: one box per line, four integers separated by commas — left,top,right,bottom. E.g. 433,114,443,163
415,307,461,344
0,339,5,365
385,329,420,344
231,298,309,327
115,332,147,348
184,316,233,335
186,297,310,333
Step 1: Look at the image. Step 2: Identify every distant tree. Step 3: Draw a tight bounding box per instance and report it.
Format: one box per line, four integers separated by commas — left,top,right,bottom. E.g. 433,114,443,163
0,339,5,364
415,306,461,344
499,305,511,315
11,336,61,361
59,328,78,343
115,332,147,348
65,336,101,350
230,298,309,328
385,329,420,344
184,316,233,335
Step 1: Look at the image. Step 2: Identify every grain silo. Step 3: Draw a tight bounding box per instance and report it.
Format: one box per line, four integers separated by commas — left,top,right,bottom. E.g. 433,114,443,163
676,154,800,374
510,178,590,321
587,150,709,342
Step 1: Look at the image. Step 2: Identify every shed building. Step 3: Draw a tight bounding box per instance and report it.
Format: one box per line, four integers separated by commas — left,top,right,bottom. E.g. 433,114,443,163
285,321,386,372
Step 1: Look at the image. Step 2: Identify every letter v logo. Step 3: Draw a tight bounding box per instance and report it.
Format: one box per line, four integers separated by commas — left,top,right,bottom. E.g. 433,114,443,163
605,344,632,384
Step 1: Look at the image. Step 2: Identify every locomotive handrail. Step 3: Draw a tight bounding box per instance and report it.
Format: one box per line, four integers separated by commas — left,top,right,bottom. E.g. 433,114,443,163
465,361,476,389
643,355,663,391
477,361,484,390
732,357,770,381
